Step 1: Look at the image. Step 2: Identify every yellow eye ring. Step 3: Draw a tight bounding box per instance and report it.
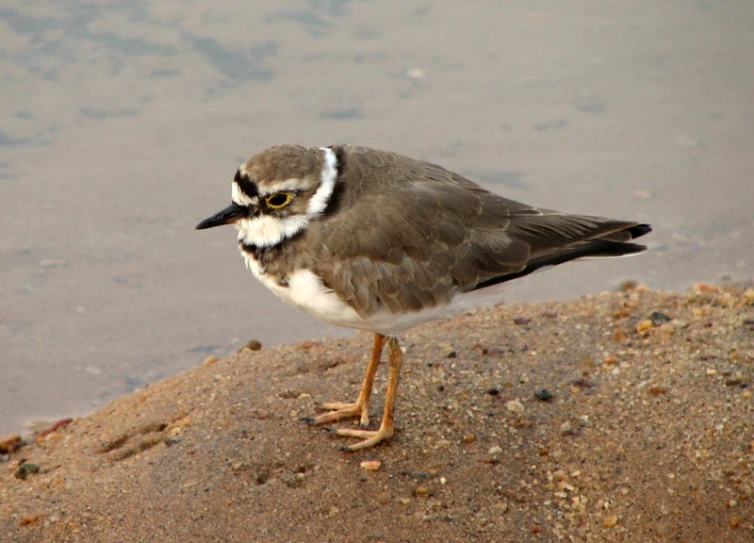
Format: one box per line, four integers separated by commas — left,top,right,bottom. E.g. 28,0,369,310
265,192,292,209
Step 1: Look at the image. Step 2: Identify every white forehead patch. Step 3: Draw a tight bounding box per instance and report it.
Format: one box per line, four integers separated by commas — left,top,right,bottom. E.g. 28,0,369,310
231,181,257,207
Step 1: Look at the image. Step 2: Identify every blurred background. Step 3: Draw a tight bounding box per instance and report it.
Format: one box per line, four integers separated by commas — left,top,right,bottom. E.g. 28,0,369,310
2,0,753,433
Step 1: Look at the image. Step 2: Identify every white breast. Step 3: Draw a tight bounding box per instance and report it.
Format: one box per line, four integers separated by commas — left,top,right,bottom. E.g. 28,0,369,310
240,250,495,335
240,250,353,319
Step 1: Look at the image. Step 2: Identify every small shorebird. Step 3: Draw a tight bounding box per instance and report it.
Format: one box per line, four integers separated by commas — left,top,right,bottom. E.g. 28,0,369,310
197,144,651,451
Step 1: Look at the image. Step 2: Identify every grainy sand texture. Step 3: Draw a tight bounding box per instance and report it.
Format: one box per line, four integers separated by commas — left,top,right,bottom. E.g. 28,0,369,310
2,285,752,542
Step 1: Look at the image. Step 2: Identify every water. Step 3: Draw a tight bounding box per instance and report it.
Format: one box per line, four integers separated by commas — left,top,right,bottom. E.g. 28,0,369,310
2,0,753,433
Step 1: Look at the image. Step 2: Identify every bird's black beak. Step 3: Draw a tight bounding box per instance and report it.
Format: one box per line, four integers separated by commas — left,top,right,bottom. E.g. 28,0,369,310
195,203,247,230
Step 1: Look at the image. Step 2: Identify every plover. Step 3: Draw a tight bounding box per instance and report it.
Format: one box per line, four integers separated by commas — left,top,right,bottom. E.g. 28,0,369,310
197,144,651,450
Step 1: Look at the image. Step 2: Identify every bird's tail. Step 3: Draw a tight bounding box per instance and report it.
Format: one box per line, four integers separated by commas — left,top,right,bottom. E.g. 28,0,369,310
473,222,652,291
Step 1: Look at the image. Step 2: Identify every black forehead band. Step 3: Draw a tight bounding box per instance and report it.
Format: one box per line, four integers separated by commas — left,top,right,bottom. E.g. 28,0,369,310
234,170,259,198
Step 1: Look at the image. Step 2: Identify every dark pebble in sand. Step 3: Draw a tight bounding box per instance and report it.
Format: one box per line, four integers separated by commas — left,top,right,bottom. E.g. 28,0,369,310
238,339,263,353
647,311,673,325
535,389,553,402
15,461,40,480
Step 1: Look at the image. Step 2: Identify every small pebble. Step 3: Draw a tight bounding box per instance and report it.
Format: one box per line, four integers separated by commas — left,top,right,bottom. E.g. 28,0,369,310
14,461,40,480
360,460,382,471
488,445,503,455
604,515,619,528
0,434,22,454
513,316,531,325
695,283,719,293
506,399,525,413
535,389,553,402
202,356,218,366
647,311,673,325
494,500,509,513
637,320,653,332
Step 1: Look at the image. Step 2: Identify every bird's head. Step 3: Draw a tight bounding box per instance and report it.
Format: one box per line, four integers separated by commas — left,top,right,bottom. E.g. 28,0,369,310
196,144,339,248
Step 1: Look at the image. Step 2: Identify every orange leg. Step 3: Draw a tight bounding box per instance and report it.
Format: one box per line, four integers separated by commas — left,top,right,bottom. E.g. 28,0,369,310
307,333,387,428
334,336,402,451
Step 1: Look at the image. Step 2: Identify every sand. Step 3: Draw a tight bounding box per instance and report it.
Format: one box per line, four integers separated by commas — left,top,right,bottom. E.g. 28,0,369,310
1,285,753,542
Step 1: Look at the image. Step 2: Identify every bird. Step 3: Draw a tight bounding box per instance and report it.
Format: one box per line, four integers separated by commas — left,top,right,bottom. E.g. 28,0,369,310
196,144,651,451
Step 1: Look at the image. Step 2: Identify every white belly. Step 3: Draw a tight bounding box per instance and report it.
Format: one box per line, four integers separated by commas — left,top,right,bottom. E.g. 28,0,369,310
241,252,478,335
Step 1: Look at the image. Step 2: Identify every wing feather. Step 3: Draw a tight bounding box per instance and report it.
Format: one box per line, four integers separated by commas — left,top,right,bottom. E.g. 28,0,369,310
306,145,650,317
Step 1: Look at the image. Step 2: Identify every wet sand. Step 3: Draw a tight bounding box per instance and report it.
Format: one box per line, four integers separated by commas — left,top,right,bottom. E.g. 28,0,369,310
1,1,753,432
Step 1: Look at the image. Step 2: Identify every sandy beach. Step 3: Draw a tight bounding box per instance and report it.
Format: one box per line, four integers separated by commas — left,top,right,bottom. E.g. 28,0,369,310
2,284,752,541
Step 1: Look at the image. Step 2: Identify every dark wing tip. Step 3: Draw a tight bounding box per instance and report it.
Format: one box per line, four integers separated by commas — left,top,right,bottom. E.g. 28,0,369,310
627,223,652,239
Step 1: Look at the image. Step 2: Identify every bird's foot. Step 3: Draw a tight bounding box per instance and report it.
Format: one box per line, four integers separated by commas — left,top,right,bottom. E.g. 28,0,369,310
305,400,370,428
334,424,394,452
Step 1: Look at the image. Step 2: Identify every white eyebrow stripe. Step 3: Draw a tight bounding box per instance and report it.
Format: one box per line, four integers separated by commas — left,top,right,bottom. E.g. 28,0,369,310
258,178,308,196
307,147,338,218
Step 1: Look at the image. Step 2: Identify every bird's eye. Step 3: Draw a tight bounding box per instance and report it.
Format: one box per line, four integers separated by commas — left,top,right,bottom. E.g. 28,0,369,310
265,192,292,209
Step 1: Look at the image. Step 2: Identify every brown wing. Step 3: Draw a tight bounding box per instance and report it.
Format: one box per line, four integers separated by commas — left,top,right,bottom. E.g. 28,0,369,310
308,145,650,317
